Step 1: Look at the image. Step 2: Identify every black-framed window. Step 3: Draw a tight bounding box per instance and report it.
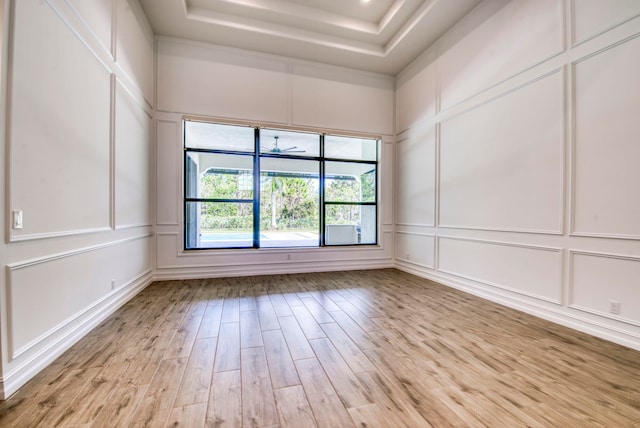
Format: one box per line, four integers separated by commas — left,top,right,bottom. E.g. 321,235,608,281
184,120,378,250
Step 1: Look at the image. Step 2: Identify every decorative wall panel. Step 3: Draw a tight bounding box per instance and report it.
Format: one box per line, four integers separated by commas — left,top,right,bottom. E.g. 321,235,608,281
573,0,640,43
573,35,640,239
115,81,152,228
395,232,435,269
440,71,564,233
439,237,563,303
571,251,640,324
10,0,111,240
439,0,563,108
157,40,289,123
396,127,436,226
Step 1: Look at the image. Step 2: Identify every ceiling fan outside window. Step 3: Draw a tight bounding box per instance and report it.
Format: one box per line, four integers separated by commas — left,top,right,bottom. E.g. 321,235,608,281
260,128,320,156
262,135,306,154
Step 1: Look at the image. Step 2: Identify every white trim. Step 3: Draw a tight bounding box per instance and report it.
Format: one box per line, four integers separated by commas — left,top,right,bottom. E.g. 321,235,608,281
440,67,564,123
110,72,116,230
437,235,564,305
182,113,387,142
115,75,153,117
567,250,640,327
436,224,563,236
155,119,182,227
9,227,113,243
154,259,394,280
394,223,435,228
7,233,152,270
571,7,640,47
568,304,640,329
44,0,112,73
434,121,441,231
159,254,391,271
394,230,434,237
62,0,112,57
569,31,640,240
437,68,566,236
438,54,565,115
568,248,640,260
572,30,640,65
570,231,640,241
395,258,434,271
114,223,153,231
394,230,435,269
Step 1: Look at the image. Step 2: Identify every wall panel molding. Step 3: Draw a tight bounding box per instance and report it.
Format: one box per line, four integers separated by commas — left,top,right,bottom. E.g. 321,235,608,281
570,33,640,240
9,227,113,243
395,125,436,227
156,231,393,272
569,250,640,327
571,0,640,46
438,69,565,235
63,0,113,55
114,78,152,229
438,236,564,305
155,119,181,226
437,0,564,111
381,140,394,226
395,231,435,269
7,233,152,271
441,67,565,125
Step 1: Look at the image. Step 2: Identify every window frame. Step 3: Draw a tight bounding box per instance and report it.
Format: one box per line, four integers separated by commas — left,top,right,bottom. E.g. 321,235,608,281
183,119,379,250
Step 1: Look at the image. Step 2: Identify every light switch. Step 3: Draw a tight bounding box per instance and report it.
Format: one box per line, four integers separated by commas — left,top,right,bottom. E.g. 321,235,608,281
12,210,23,229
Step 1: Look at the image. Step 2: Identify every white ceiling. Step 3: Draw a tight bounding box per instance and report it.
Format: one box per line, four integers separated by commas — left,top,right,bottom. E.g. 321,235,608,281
138,0,483,75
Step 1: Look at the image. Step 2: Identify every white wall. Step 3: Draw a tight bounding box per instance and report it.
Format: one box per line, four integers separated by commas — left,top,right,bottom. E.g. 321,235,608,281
155,38,395,279
395,0,640,350
0,0,154,398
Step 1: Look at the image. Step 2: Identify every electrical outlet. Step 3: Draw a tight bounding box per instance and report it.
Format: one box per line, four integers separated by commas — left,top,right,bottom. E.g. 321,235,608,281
609,300,620,315
406,253,411,261
111,279,116,290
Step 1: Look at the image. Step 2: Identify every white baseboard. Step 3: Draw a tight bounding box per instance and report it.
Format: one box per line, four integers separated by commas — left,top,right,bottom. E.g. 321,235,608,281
395,262,640,352
0,271,153,399
154,259,395,281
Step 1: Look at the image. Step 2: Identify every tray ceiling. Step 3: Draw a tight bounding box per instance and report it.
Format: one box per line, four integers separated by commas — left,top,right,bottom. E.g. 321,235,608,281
139,0,483,75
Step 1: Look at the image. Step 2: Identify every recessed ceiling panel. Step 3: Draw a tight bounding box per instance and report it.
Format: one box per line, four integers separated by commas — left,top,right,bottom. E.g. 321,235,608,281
189,0,398,24
140,0,483,74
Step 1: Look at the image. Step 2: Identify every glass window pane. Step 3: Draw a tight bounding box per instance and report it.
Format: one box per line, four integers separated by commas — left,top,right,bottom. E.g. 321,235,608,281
325,162,376,203
185,121,255,152
185,202,253,249
185,152,253,199
261,129,319,157
324,135,377,161
325,205,376,245
259,157,320,248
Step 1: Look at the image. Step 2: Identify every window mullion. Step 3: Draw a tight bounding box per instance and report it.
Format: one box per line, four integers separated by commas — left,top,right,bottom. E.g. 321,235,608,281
319,134,325,247
253,127,261,249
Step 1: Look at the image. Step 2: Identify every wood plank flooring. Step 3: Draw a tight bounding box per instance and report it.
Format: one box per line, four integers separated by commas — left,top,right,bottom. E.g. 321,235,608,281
2,269,640,427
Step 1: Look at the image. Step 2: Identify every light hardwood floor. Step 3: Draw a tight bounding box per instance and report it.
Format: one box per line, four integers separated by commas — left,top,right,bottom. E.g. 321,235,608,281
1,269,639,427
